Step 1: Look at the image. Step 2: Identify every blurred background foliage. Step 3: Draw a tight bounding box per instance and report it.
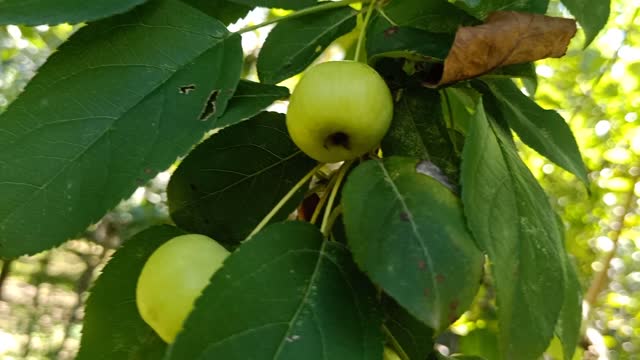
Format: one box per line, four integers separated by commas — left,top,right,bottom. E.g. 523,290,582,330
0,0,638,359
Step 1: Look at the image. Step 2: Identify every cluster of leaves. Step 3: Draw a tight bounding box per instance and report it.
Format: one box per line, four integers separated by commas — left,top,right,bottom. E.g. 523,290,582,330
0,0,612,359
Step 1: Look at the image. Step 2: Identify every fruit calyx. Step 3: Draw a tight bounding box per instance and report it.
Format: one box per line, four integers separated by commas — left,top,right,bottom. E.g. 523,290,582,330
325,131,350,150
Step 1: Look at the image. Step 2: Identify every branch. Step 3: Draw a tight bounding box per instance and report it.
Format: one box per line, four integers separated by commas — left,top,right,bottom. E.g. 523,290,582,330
584,174,638,306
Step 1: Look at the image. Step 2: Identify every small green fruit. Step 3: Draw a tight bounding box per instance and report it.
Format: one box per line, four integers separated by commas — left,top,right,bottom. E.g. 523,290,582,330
136,234,229,343
286,61,394,163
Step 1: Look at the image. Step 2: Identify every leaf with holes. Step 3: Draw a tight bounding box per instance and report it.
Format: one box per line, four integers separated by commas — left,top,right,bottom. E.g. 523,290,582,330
0,0,242,258
0,0,148,25
342,157,484,332
166,221,383,359
461,101,567,359
168,112,316,246
77,225,185,360
258,6,357,84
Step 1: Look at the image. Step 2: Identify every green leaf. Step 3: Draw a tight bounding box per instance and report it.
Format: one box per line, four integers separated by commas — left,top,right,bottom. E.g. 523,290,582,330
77,225,186,360
257,6,357,84
555,258,582,360
477,79,588,185
560,0,610,47
181,0,251,25
452,0,549,19
380,0,478,33
366,15,454,63
554,216,582,360
381,87,460,186
0,0,243,258
167,221,383,359
461,101,566,359
342,157,484,332
227,0,316,10
0,0,148,25
481,63,538,95
442,86,482,136
216,80,290,129
382,296,435,360
167,113,316,246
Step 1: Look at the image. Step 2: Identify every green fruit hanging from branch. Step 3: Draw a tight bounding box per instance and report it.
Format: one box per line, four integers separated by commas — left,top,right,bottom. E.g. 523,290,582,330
286,61,394,163
136,234,229,343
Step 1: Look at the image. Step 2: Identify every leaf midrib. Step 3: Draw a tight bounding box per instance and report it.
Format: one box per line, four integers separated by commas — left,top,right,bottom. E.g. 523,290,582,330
490,120,564,358
375,160,441,321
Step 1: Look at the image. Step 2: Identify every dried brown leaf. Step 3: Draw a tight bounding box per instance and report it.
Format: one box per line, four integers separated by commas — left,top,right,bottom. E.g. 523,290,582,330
427,11,577,86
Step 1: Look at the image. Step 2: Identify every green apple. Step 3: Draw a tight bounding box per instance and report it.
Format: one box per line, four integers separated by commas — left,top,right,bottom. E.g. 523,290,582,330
286,61,394,163
136,234,229,343
384,346,402,360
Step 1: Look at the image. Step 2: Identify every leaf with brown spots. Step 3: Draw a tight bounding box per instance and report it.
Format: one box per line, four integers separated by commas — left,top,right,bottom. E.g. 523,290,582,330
342,157,484,332
428,11,577,86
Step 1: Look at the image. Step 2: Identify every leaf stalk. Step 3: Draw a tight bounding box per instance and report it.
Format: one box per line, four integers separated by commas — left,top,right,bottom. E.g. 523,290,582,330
248,163,323,239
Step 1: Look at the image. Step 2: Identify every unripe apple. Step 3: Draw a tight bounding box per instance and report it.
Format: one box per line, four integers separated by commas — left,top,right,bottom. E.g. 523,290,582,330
286,61,394,163
136,234,229,343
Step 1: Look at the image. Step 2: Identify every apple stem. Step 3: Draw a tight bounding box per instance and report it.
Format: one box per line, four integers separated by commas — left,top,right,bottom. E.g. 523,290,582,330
382,324,411,360
377,6,398,26
310,173,339,224
235,0,369,35
353,0,378,62
247,163,324,239
320,161,353,236
323,204,343,239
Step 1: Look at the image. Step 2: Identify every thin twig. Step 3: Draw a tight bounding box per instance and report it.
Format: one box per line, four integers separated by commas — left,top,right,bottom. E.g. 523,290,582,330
248,163,323,239
584,174,638,306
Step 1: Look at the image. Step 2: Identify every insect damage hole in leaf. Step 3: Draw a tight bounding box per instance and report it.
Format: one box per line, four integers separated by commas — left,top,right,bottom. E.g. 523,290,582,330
384,26,400,37
179,84,196,94
199,89,220,120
